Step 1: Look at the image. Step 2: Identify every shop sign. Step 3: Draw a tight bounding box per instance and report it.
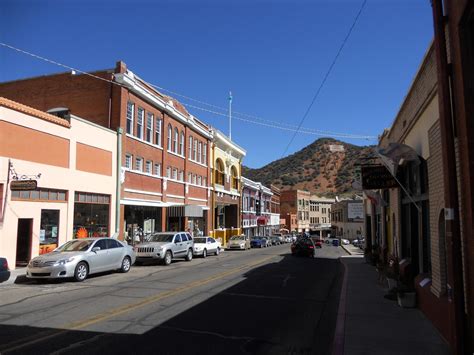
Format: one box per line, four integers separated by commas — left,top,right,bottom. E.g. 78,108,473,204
348,203,364,219
10,180,37,191
361,165,398,189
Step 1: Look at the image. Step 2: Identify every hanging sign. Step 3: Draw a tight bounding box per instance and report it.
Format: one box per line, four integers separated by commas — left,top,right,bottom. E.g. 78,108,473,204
10,180,37,191
361,165,398,189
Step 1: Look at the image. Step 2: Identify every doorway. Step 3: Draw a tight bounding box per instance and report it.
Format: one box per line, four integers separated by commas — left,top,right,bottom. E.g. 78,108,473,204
16,218,33,266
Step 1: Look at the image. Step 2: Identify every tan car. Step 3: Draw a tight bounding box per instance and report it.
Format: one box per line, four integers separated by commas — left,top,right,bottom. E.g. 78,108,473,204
227,235,251,250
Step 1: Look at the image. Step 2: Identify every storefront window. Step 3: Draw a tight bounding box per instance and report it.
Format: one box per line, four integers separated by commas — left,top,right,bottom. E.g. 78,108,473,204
40,209,59,255
73,192,110,239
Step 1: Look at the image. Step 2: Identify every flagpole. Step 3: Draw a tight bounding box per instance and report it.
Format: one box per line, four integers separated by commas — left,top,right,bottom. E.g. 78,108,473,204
229,91,232,140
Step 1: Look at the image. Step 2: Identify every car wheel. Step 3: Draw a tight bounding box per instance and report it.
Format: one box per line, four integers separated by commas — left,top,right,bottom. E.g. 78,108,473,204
215,247,220,255
120,256,131,273
259,244,263,248
74,262,88,282
164,251,172,266
185,249,193,261
203,249,207,258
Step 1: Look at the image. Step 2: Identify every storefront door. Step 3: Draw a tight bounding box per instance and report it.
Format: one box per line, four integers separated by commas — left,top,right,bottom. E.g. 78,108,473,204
16,218,32,266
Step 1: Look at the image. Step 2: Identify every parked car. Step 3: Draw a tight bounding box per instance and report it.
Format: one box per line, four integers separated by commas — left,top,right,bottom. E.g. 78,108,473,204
193,236,221,257
285,235,293,243
26,238,136,282
314,240,323,248
250,236,266,248
341,239,350,245
0,257,10,283
227,235,251,250
291,238,316,258
261,236,272,247
270,236,281,246
134,232,194,265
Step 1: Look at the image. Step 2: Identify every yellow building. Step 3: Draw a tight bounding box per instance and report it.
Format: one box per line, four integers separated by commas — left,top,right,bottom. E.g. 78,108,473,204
210,129,246,246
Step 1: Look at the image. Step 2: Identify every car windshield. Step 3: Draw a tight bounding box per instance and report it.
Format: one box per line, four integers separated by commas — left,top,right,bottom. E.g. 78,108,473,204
150,234,174,243
230,236,244,240
194,238,206,244
56,240,94,252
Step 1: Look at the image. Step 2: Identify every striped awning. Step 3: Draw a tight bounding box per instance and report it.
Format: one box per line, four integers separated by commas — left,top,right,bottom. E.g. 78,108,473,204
167,205,203,218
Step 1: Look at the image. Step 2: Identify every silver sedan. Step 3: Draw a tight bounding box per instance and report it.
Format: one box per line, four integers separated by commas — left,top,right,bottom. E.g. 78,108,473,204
26,238,136,282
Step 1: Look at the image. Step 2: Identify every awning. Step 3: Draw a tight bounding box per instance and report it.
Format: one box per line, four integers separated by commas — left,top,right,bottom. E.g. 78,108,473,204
167,205,203,218
376,143,420,176
257,216,267,225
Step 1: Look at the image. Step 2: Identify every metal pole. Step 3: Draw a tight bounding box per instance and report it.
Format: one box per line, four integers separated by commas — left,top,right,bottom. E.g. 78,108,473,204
116,127,123,236
229,91,232,140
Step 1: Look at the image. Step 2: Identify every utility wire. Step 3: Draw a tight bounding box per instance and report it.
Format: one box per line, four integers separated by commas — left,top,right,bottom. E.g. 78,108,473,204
0,41,375,140
280,0,368,157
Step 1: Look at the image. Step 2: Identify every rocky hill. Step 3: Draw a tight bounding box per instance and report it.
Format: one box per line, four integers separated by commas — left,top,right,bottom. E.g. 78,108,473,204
242,138,375,196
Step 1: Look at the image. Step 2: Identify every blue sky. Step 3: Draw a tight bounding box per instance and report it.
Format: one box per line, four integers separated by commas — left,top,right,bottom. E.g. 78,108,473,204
0,0,434,168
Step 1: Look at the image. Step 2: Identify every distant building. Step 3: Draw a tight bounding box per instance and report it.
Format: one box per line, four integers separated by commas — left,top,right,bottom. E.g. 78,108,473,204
241,177,279,237
280,190,310,233
309,195,334,237
331,197,363,239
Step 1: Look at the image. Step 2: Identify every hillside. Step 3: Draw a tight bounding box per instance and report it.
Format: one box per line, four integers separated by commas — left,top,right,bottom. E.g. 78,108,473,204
242,138,375,196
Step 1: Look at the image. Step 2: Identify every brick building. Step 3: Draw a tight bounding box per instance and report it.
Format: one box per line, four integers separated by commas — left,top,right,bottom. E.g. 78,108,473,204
280,189,310,233
330,198,363,240
0,62,213,240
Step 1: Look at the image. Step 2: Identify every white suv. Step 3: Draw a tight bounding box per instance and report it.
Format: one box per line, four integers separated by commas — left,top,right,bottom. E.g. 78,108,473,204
134,232,194,265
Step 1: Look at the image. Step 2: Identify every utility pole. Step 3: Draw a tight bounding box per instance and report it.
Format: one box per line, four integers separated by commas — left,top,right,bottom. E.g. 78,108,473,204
228,91,232,140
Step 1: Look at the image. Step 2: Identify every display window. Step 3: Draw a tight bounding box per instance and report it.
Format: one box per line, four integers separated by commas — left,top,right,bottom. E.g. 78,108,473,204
73,192,110,239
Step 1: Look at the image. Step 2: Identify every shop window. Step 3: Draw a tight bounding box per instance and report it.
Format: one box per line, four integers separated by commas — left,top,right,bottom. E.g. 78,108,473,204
193,139,197,161
215,159,225,186
135,157,143,172
125,154,132,169
39,209,60,255
180,131,185,156
167,124,172,151
74,192,111,239
231,166,239,189
154,163,161,176
12,188,67,202
155,117,162,146
126,102,134,135
145,161,152,174
137,107,144,139
189,136,193,159
198,142,202,163
146,113,153,143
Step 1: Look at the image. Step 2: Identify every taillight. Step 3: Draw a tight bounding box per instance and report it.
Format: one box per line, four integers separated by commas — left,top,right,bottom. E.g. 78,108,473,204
309,246,314,249
2,259,8,270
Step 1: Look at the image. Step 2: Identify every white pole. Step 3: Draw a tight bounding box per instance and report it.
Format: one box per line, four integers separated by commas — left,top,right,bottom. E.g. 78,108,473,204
229,91,232,140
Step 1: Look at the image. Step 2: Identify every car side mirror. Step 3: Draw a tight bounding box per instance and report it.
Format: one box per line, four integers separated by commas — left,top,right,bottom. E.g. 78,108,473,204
92,247,101,252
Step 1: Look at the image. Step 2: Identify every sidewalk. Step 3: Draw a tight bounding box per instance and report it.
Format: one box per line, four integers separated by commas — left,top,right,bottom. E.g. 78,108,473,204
334,257,450,355
341,243,364,256
1,267,27,286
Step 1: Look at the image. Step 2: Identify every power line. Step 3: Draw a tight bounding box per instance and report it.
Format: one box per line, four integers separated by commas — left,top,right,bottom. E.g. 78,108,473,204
280,0,368,158
0,41,376,140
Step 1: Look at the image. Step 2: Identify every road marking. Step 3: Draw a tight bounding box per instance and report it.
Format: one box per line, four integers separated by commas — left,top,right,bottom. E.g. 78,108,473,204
0,254,277,354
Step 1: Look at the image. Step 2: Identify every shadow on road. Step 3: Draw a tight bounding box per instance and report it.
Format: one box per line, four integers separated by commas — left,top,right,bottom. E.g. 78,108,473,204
0,253,344,355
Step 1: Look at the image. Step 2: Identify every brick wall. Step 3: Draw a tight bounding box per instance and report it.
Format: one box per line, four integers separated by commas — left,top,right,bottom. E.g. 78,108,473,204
428,120,447,297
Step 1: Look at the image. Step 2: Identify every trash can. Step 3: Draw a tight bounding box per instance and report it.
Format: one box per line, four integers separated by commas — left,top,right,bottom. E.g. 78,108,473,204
332,239,339,247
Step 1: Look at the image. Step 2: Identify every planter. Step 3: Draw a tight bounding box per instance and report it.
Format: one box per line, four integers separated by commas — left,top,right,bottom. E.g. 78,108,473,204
387,277,397,290
397,292,416,308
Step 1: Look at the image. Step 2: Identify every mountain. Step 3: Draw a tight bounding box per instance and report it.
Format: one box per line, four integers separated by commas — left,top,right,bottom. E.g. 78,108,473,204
242,138,375,196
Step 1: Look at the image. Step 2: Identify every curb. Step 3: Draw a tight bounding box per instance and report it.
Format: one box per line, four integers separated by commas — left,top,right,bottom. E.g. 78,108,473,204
332,258,348,355
341,245,352,255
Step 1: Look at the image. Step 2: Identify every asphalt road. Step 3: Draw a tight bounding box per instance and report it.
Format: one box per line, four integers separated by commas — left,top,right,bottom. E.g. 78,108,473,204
0,244,346,355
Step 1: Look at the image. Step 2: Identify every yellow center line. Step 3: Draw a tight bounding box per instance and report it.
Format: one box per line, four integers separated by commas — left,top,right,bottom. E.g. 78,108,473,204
65,254,276,330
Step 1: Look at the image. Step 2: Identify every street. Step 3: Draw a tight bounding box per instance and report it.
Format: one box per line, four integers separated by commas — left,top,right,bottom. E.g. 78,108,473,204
0,244,345,354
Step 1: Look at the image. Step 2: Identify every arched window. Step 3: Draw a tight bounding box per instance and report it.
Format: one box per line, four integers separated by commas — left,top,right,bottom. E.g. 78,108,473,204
231,166,239,189
174,128,179,153
189,136,193,159
215,159,224,186
180,131,185,156
167,124,172,151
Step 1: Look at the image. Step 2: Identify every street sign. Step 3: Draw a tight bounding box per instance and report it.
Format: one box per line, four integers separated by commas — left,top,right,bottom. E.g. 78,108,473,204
10,180,37,191
361,165,398,189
